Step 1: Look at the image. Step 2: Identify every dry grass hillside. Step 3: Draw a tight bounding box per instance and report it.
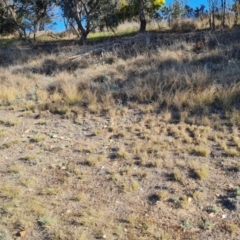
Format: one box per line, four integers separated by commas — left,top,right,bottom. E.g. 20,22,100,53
0,27,240,240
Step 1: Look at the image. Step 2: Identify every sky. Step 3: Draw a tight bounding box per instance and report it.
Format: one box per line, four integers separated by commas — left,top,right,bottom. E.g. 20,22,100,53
168,0,208,9
53,0,233,32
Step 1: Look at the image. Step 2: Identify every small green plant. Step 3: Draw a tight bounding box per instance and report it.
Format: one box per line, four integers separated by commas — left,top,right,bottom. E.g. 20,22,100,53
181,219,191,231
201,217,214,231
0,229,11,240
38,215,57,228
235,186,240,197
207,204,221,214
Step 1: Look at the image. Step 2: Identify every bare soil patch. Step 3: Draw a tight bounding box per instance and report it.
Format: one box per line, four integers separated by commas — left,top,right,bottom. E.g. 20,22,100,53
0,106,240,239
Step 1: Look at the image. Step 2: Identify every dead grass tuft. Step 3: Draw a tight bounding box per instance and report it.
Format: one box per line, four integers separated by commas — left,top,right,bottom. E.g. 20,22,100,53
189,162,209,180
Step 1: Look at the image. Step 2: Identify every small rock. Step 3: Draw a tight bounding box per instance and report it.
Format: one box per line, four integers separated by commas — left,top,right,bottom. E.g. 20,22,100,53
209,212,215,218
18,230,27,237
222,213,227,219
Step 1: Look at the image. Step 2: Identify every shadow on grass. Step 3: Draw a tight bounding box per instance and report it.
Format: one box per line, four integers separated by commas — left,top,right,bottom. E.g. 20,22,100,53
218,188,240,211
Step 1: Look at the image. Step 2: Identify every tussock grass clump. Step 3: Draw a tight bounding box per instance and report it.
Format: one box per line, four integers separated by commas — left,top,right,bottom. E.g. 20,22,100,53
192,190,204,200
226,223,239,234
72,193,88,202
189,162,209,180
0,184,22,199
192,146,211,157
23,154,37,161
157,190,169,201
117,147,128,159
0,140,19,149
0,119,19,126
173,168,183,182
0,86,18,104
179,195,190,209
9,165,23,174
0,129,5,138
40,187,62,196
225,148,239,157
38,215,58,229
30,134,46,143
121,180,140,192
85,156,99,166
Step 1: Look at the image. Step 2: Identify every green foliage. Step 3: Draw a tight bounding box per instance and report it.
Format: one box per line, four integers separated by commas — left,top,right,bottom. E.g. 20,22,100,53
117,0,165,22
0,2,17,35
0,0,54,38
58,0,119,42
150,0,166,10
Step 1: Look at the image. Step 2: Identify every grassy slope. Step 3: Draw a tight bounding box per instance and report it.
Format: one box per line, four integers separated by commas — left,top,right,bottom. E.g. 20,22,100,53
0,24,240,239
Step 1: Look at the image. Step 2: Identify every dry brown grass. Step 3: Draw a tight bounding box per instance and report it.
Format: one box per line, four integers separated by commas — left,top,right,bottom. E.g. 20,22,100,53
1,26,240,240
1,31,240,121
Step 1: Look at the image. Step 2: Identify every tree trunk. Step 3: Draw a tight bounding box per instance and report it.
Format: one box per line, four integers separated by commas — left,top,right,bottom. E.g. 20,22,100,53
212,7,215,30
209,14,212,29
139,0,146,32
79,30,88,45
234,1,239,25
221,0,226,26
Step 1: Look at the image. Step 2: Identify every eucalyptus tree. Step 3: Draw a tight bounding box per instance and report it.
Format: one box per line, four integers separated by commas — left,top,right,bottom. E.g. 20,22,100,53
16,0,56,41
233,0,240,25
0,0,55,40
0,0,23,36
57,0,119,44
118,0,165,32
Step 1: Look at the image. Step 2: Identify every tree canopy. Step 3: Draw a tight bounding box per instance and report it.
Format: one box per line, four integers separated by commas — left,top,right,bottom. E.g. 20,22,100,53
0,0,239,43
